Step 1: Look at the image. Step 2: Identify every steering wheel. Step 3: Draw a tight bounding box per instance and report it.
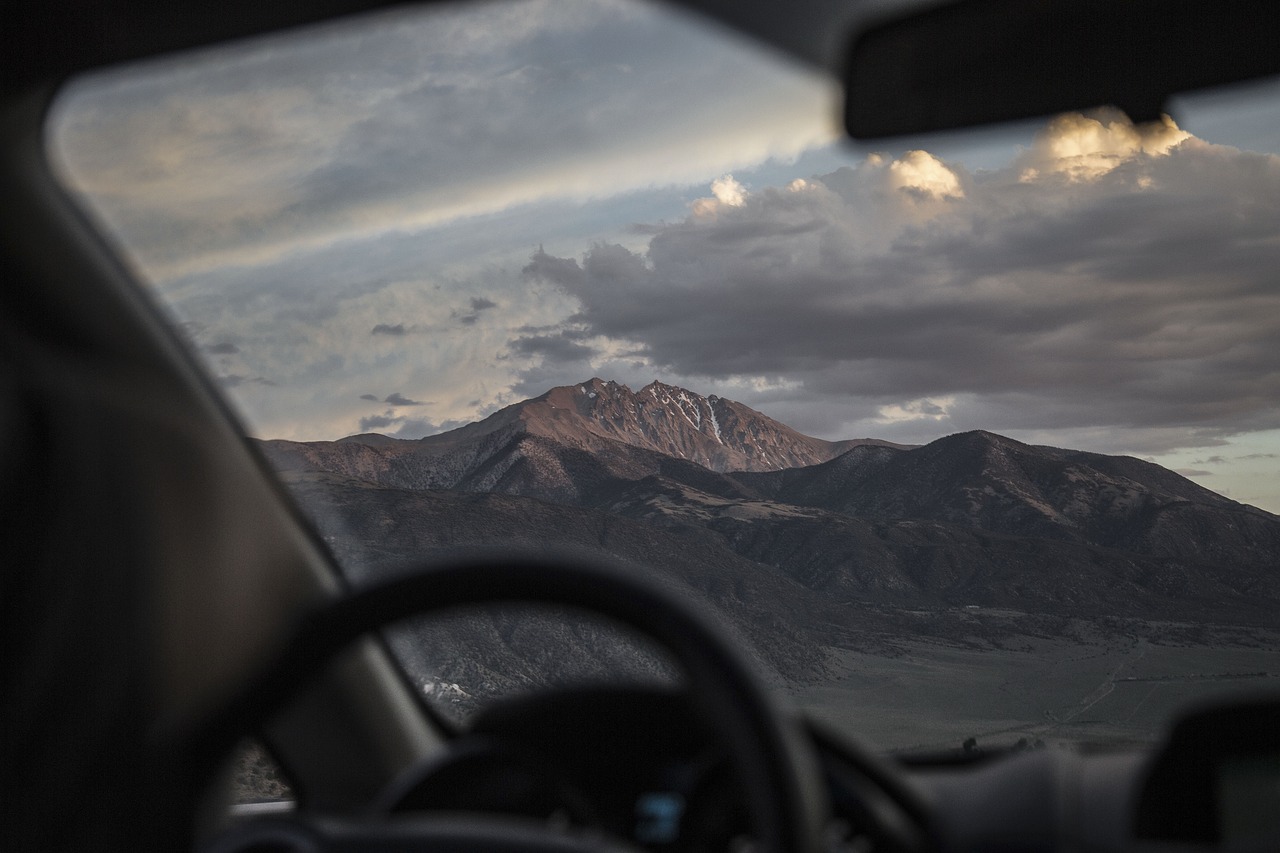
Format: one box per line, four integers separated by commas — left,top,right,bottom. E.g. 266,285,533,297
191,550,830,853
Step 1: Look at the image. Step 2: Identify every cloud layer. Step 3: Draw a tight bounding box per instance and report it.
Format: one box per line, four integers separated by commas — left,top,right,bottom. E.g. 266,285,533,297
52,0,835,282
46,0,1280,510
523,111,1280,454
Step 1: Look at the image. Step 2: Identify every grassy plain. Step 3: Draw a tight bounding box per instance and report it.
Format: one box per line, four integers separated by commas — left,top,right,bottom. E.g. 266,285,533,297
791,618,1280,753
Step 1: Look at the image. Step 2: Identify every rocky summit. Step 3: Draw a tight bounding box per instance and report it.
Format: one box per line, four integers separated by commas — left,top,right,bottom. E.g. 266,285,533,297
511,377,899,472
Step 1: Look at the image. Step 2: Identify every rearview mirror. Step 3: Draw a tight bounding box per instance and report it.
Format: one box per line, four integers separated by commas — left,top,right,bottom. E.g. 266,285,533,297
844,0,1280,139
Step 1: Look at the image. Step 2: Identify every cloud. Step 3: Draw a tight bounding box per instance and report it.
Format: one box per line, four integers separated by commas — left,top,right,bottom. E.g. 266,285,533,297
53,0,835,282
394,416,471,440
383,392,423,406
1017,109,1192,182
357,410,468,439
359,413,399,431
508,331,599,363
1175,469,1214,478
710,174,747,206
207,341,240,354
455,297,500,325
524,119,1280,453
372,323,410,336
690,174,757,217
877,397,951,423
218,374,275,388
886,150,963,200
360,393,379,401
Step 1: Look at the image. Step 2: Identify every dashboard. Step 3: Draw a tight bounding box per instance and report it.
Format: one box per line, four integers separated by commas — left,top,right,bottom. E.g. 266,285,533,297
369,687,1280,853
377,687,928,853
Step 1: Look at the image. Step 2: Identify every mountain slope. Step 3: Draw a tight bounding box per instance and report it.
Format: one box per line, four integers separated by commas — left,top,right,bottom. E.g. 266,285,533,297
733,430,1280,572
261,380,1280,667
267,426,762,506
262,384,1280,577
599,474,1280,618
280,470,841,683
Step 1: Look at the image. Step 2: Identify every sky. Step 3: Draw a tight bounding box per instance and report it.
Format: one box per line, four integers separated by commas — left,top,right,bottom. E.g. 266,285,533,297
50,0,1280,513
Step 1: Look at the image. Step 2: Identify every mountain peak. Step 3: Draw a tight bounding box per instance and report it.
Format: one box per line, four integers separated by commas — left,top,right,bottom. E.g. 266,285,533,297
941,429,1025,447
580,376,621,392
642,378,701,395
510,378,857,472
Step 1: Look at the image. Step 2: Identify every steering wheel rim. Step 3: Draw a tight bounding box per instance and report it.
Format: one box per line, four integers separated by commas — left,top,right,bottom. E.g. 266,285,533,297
188,548,829,853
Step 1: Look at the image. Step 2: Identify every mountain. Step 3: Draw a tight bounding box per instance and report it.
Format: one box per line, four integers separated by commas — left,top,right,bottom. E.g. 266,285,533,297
487,377,899,471
283,471,845,690
731,429,1280,572
263,379,902,504
261,380,1280,688
265,378,901,486
422,377,901,469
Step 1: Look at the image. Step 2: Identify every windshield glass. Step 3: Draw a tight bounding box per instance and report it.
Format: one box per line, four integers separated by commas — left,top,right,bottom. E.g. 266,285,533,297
49,0,1280,752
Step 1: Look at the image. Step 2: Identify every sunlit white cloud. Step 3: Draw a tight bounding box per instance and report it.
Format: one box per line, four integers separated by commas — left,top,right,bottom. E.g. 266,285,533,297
875,396,956,425
886,149,964,199
692,173,750,216
1017,109,1193,182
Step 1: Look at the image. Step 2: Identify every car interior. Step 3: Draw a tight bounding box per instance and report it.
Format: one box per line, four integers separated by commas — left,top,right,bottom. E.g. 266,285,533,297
4,1,1280,852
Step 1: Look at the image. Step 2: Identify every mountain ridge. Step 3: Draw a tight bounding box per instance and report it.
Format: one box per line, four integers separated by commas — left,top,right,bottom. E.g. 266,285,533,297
265,379,1275,529
262,379,1280,686
731,428,1277,558
334,377,906,473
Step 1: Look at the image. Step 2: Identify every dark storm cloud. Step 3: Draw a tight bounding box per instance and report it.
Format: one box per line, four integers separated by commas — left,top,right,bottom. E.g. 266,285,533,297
508,332,598,363
523,125,1280,447
455,295,501,325
501,314,650,399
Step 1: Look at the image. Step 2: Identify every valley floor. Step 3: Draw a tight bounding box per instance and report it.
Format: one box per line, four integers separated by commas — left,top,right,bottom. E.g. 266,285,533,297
792,623,1280,753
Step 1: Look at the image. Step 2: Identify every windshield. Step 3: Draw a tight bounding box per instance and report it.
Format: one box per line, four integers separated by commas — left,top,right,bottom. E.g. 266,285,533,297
49,0,1280,752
